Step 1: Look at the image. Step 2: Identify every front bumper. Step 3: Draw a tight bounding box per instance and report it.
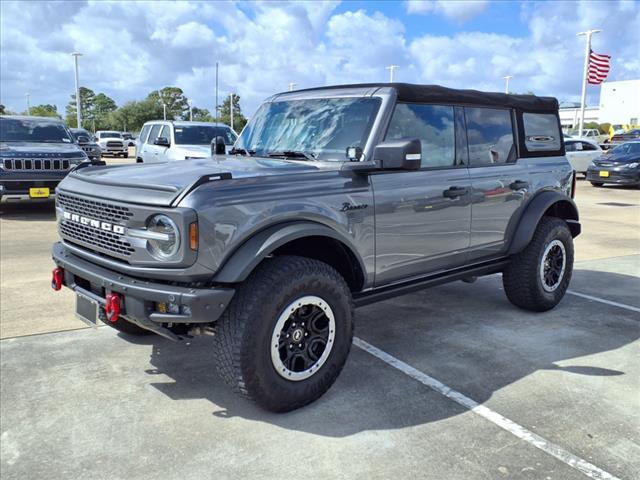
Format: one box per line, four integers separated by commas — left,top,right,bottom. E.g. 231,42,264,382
52,242,235,331
586,168,640,185
1,176,64,202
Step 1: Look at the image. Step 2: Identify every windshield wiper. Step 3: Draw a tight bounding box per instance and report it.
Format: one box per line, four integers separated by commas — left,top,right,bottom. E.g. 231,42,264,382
266,150,316,160
229,147,255,156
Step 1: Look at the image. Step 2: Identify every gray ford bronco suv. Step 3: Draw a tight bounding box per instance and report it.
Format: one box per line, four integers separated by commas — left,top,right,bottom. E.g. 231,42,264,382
51,83,579,412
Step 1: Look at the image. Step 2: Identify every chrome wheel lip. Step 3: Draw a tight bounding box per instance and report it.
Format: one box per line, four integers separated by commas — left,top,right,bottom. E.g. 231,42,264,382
540,239,566,293
271,295,335,382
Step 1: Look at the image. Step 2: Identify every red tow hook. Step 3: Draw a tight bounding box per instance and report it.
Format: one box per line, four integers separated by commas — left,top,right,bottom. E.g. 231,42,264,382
51,267,64,291
105,293,122,323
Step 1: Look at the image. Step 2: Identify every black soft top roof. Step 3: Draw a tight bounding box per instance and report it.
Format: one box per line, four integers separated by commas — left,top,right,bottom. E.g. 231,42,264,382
293,83,559,112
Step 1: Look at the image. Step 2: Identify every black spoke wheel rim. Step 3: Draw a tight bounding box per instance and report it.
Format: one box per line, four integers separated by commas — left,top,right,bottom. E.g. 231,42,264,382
271,296,335,381
539,239,566,293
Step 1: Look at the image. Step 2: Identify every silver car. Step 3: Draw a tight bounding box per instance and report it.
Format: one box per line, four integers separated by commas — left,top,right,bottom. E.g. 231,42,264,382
135,121,237,163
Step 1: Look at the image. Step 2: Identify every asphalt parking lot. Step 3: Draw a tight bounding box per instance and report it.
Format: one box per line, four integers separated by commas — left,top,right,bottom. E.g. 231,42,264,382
1,176,638,480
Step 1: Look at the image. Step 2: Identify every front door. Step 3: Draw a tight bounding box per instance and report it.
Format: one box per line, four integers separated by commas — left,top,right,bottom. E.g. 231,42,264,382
372,103,472,286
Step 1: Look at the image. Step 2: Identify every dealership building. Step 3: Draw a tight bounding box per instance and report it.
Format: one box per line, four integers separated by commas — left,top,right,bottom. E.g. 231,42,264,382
559,79,640,131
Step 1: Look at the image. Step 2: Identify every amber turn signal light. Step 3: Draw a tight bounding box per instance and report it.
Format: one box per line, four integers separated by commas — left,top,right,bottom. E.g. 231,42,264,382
189,222,198,250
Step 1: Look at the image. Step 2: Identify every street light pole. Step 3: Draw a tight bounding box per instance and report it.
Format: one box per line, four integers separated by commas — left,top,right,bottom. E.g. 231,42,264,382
503,75,513,94
162,103,167,121
385,65,399,82
188,99,193,122
577,29,601,137
288,83,297,92
71,52,83,128
230,93,234,131
25,93,31,115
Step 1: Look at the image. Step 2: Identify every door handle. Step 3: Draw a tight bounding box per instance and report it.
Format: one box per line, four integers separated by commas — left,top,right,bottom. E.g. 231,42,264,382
443,186,468,198
509,180,529,190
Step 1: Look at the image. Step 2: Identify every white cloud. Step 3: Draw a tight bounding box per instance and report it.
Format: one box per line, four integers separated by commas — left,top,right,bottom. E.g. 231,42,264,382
0,0,638,119
405,0,489,22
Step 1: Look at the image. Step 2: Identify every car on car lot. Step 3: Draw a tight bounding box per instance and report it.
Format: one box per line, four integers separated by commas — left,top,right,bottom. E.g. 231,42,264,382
51,83,579,412
135,121,237,163
565,138,602,176
121,132,135,147
586,140,640,187
610,129,640,145
0,115,88,202
70,128,101,162
95,130,128,157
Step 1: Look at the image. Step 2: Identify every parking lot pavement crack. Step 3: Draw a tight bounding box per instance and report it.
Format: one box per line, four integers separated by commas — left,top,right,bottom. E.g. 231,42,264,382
353,336,622,480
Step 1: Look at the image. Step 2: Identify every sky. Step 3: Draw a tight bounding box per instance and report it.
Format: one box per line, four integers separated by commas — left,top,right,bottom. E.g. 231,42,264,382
1,0,638,118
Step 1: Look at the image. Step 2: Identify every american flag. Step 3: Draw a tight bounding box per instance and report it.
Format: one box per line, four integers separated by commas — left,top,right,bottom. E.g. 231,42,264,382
587,50,611,84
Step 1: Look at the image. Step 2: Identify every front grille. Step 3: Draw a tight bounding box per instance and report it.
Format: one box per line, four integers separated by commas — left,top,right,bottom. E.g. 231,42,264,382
106,141,123,148
81,146,96,154
57,193,133,223
60,222,134,257
2,158,71,171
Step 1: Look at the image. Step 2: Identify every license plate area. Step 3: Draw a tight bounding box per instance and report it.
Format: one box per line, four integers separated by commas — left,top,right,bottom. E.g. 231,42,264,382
29,187,50,198
75,291,100,327
599,171,610,177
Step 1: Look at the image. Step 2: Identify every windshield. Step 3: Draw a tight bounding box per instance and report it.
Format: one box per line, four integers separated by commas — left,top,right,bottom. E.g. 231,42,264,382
0,117,72,143
174,125,237,146
235,97,382,161
100,132,122,138
611,143,640,155
70,129,91,140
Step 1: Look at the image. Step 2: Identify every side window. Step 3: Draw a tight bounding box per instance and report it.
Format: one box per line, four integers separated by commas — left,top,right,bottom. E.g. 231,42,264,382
465,107,515,165
522,113,561,152
565,141,576,152
159,125,171,141
139,125,151,144
224,129,238,145
148,125,161,144
385,103,455,168
582,141,597,151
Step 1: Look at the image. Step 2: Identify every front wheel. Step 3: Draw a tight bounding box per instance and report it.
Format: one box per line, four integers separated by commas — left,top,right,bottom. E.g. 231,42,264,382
123,152,129,158
503,217,574,312
214,256,354,412
591,182,604,187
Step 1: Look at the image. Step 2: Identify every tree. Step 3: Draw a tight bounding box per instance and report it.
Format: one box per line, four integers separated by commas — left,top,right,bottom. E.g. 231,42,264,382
92,93,117,130
147,86,189,120
65,86,96,128
0,104,5,115
219,94,247,132
181,106,214,122
27,104,61,118
107,99,164,132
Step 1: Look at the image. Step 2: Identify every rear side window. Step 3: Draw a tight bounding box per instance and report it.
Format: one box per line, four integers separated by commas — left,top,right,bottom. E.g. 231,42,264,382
523,113,561,152
159,125,171,141
147,125,161,144
385,103,455,168
581,141,598,151
465,107,515,166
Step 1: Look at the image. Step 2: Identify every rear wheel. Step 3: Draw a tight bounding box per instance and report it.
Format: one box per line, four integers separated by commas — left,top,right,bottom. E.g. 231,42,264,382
214,255,354,412
503,217,573,312
590,181,604,187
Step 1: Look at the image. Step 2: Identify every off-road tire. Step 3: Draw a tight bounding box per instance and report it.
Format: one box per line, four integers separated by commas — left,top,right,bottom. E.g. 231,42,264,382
213,255,354,412
503,216,573,312
106,317,152,335
590,182,604,187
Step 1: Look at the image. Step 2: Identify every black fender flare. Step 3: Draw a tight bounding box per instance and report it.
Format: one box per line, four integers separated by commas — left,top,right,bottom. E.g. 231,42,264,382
507,191,580,255
213,221,367,284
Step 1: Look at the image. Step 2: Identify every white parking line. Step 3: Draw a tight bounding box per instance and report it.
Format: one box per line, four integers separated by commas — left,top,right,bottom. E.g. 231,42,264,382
567,290,640,314
353,337,620,480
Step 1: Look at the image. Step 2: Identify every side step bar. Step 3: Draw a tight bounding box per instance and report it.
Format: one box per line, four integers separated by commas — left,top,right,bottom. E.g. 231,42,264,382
353,258,509,308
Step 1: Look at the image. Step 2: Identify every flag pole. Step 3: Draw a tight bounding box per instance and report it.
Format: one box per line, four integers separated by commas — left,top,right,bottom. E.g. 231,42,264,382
576,29,601,137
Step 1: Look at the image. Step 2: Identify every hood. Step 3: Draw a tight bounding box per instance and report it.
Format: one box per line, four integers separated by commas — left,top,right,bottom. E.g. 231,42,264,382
58,155,337,206
0,141,85,157
596,152,640,164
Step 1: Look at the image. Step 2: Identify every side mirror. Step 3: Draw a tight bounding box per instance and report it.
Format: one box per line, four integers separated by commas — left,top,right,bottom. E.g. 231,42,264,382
154,136,170,147
373,138,422,170
211,136,226,155
77,135,89,144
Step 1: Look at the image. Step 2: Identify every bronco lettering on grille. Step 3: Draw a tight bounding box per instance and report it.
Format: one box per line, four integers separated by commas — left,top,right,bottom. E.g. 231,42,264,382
62,211,126,234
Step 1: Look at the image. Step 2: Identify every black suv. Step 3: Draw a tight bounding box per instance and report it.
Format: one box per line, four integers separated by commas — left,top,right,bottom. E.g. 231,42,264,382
1,116,88,202
51,83,579,411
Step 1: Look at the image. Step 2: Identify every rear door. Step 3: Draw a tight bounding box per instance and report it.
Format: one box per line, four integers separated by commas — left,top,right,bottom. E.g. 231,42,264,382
372,103,472,285
465,106,528,260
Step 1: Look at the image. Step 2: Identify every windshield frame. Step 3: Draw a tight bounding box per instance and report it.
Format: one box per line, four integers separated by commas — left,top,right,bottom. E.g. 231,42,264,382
235,91,391,162
0,117,74,144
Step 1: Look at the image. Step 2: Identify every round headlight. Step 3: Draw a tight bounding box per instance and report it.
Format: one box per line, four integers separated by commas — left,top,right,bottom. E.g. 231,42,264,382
147,214,180,259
